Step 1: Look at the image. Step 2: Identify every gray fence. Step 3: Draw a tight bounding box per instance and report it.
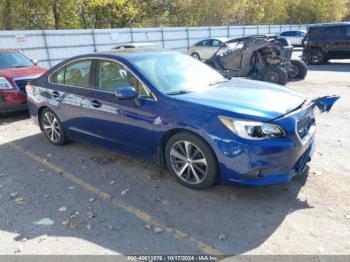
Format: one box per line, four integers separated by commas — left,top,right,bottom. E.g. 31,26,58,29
0,24,308,68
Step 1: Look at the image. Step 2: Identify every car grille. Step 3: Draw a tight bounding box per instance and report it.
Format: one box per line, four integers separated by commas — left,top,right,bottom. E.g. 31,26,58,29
14,79,32,95
296,114,315,139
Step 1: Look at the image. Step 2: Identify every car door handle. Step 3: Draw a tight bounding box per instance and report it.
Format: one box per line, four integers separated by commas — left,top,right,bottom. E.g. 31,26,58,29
90,100,102,108
51,91,60,98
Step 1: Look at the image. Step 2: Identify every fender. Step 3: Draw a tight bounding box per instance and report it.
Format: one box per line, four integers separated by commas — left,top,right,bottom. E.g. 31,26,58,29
310,95,340,113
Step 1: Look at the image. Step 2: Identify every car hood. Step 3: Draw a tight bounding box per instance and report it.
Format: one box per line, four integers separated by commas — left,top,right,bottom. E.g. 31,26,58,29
0,66,47,79
174,78,306,121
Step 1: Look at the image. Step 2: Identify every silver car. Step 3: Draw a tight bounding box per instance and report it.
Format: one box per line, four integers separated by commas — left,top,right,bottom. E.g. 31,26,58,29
278,30,306,46
187,38,228,60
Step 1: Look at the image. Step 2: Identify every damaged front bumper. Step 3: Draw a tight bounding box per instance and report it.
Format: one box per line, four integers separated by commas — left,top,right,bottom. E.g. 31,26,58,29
217,95,339,186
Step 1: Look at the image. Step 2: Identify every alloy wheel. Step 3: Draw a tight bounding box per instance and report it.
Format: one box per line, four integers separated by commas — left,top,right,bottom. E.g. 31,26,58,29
42,111,61,143
169,140,208,184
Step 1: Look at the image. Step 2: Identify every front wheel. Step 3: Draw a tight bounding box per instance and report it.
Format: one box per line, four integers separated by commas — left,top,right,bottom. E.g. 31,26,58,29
262,65,288,86
40,108,68,145
289,59,308,79
165,132,218,190
191,52,201,60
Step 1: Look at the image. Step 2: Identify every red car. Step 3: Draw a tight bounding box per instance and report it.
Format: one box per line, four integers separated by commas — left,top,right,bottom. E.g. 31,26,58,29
0,49,47,113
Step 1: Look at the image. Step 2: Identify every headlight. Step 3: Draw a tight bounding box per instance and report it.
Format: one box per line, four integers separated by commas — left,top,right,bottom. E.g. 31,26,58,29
0,77,13,90
219,116,285,140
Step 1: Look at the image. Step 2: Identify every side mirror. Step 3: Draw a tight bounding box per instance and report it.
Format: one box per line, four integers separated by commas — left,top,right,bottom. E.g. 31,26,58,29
115,86,138,100
31,59,38,65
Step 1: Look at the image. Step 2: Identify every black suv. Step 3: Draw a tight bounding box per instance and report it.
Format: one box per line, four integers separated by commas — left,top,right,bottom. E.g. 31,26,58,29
302,23,350,64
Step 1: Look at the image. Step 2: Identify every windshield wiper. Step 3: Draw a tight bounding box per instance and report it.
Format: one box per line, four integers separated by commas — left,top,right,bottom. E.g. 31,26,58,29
13,65,26,68
167,90,193,95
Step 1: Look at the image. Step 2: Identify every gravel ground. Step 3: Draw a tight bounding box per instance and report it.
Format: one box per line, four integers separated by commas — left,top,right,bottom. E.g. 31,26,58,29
0,57,350,255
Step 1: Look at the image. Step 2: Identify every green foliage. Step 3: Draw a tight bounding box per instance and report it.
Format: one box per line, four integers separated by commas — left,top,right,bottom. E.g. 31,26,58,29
1,0,349,30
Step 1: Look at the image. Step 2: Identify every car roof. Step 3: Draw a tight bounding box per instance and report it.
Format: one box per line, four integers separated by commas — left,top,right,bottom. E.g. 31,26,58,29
309,22,350,28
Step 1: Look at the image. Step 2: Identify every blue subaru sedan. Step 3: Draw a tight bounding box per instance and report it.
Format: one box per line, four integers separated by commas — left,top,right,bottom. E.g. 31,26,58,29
26,50,338,189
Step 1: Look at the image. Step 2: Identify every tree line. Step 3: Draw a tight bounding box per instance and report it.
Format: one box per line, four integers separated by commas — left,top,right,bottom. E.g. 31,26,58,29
1,0,349,30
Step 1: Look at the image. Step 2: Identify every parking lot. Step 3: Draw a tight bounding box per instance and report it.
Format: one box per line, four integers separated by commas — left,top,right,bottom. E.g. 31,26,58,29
1,55,350,255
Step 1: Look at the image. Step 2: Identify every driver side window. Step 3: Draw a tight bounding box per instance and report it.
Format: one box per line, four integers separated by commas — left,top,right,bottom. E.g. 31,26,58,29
95,60,152,98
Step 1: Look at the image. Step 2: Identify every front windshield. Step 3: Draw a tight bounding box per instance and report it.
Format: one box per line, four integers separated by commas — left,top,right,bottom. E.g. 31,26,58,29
129,52,226,94
0,52,33,69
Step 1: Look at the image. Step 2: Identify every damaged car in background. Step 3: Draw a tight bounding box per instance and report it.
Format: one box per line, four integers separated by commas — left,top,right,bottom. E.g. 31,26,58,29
205,35,307,85
26,50,338,189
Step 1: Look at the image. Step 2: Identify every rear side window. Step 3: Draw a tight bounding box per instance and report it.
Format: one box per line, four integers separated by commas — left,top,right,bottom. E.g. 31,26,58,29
326,26,346,39
51,60,92,88
347,26,350,38
309,26,347,40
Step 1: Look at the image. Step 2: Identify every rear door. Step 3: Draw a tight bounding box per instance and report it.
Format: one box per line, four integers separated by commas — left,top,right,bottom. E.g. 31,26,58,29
49,59,99,141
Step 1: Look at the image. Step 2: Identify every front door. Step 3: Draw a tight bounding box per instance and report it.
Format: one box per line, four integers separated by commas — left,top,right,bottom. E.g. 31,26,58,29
81,59,159,157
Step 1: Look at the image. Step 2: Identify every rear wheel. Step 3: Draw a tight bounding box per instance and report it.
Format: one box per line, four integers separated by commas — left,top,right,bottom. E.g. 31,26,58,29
307,48,326,65
40,108,68,145
165,132,218,190
262,65,288,85
289,59,307,79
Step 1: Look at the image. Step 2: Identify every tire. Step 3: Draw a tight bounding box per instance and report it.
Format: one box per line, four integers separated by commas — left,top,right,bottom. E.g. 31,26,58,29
289,59,307,79
40,108,68,145
191,52,201,60
165,132,218,190
262,65,288,86
307,48,326,65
